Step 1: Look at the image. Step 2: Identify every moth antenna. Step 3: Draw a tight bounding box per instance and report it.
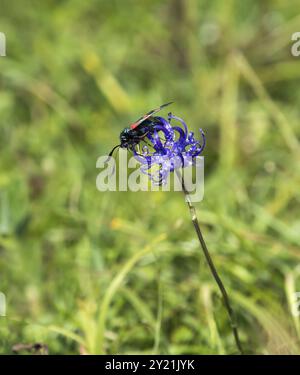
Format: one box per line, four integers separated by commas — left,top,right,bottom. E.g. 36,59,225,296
108,144,121,157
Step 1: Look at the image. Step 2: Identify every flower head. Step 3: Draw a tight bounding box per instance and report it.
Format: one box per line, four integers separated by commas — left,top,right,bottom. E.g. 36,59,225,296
132,113,205,185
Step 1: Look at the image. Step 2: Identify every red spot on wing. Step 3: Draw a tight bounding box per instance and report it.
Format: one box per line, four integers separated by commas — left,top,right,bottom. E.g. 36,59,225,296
130,122,139,130
130,114,150,129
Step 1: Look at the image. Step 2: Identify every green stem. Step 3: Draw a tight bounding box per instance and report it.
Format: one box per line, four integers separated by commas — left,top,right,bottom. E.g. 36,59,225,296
176,170,243,354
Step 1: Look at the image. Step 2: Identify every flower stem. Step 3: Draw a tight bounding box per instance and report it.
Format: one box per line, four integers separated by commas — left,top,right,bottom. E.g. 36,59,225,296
176,170,243,354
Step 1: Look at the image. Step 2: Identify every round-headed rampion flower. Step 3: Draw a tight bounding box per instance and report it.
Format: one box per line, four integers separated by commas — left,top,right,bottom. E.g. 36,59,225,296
132,113,205,185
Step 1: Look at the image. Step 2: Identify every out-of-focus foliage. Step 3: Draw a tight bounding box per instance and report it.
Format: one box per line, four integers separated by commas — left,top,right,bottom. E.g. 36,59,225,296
0,0,300,354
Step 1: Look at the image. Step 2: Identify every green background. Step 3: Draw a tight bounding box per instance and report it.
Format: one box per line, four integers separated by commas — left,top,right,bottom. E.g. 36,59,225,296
0,0,300,354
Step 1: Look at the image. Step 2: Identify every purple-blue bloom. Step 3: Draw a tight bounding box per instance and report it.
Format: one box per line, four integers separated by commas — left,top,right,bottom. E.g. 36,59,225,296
132,113,206,185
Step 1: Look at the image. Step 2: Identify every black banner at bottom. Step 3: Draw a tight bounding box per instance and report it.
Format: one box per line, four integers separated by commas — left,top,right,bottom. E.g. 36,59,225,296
0,355,299,372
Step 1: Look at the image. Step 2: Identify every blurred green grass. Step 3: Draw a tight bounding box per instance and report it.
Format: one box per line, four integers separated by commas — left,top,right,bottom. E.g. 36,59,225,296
0,0,300,354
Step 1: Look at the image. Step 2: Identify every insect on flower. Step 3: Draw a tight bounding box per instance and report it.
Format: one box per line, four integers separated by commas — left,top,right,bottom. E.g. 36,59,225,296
108,102,174,157
108,103,206,185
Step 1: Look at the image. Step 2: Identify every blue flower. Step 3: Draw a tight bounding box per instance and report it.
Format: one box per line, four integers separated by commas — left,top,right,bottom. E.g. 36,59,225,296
132,113,206,185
